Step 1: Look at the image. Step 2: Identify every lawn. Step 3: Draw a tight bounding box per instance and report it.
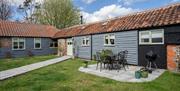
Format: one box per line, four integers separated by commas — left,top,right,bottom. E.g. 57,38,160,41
0,58,180,91
0,55,57,71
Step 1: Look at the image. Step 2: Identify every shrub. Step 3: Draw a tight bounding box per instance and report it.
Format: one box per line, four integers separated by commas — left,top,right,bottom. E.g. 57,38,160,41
100,49,113,60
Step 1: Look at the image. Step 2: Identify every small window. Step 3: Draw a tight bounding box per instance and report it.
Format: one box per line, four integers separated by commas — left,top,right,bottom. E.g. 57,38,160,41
34,38,41,49
82,37,90,46
12,38,25,50
50,41,58,48
139,29,164,45
104,34,115,46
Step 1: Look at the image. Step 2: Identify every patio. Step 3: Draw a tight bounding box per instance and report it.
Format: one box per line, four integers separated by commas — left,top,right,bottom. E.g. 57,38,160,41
79,64,165,82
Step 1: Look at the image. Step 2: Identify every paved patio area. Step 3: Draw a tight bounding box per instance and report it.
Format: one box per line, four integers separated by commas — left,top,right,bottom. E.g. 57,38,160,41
79,64,165,82
0,56,71,80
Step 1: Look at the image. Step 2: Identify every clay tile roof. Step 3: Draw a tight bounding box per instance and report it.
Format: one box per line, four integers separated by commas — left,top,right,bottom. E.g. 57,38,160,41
53,25,84,38
54,3,180,38
0,21,58,37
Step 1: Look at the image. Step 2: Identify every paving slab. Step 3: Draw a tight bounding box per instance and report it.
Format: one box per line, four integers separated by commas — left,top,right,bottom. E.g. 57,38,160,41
79,64,165,82
0,56,71,80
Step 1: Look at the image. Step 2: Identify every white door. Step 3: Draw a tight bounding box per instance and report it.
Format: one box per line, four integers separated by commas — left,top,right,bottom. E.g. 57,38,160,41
67,38,73,56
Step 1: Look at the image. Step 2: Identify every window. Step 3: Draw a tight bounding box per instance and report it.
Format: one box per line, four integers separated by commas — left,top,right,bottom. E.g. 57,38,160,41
139,29,164,44
50,41,58,48
82,37,90,46
12,38,25,50
34,38,41,49
104,34,115,46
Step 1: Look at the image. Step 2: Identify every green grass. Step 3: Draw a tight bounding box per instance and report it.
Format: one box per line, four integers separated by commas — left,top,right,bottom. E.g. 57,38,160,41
0,59,180,91
0,55,57,71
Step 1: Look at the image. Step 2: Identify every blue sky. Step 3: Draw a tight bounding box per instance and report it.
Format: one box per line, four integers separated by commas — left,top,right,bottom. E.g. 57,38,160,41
11,0,180,23
73,0,180,23
73,0,177,13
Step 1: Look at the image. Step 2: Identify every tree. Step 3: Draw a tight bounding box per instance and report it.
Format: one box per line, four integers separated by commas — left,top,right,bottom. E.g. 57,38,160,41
18,0,40,23
35,0,81,29
0,0,12,20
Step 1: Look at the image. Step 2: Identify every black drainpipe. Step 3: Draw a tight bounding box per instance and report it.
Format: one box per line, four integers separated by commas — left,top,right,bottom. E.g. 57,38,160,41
91,34,93,60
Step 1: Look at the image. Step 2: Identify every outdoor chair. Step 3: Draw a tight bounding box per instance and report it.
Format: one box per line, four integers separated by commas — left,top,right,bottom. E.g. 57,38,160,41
123,50,129,68
95,52,103,71
116,50,129,71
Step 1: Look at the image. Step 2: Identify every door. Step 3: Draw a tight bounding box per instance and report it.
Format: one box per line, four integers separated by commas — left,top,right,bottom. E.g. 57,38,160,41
67,38,73,56
167,45,180,71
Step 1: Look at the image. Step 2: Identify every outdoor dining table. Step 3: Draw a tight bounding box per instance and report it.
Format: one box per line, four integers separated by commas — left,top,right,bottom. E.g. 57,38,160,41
105,54,118,70
105,51,128,71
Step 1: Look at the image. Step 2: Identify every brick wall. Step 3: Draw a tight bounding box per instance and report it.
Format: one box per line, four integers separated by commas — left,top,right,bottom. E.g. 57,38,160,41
58,39,67,56
167,45,179,71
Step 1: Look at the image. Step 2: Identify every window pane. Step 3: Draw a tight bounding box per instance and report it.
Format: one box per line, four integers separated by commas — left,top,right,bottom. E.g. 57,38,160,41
19,38,25,42
105,35,109,45
34,38,41,48
152,31,163,38
110,35,115,39
141,38,149,43
54,42,58,47
82,39,85,45
110,39,114,45
152,38,163,43
105,39,108,44
86,40,89,45
13,38,18,42
19,42,25,49
141,32,150,38
13,42,18,49
35,38,41,42
35,43,41,48
105,35,108,39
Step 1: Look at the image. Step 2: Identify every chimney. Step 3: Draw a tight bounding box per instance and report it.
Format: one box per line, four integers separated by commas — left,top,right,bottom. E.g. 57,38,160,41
80,15,83,24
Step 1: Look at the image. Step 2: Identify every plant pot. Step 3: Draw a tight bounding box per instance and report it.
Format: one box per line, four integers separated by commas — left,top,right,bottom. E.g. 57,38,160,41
135,71,141,79
141,71,148,78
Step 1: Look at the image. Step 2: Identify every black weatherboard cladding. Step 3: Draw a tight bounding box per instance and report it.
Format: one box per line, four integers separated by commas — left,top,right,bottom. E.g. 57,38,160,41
138,45,166,69
138,25,180,69
165,25,180,44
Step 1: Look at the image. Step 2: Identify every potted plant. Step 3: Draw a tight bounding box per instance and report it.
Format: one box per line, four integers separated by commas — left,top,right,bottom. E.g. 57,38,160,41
135,71,141,79
140,68,149,78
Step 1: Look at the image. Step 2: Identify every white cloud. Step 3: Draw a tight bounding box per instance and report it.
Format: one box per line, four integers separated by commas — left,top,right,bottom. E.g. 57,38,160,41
82,0,96,4
118,0,149,6
81,4,139,23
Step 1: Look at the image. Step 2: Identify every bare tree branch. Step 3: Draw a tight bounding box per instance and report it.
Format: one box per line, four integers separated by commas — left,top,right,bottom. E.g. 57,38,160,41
0,0,12,20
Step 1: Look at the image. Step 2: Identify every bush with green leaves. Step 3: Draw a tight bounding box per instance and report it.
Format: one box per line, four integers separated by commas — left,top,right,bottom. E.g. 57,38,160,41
100,49,113,60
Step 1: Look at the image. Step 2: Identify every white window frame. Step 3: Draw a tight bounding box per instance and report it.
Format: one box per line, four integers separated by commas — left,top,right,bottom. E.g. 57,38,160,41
104,34,115,46
139,29,164,45
82,37,90,46
34,38,41,49
12,38,25,50
50,41,58,48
